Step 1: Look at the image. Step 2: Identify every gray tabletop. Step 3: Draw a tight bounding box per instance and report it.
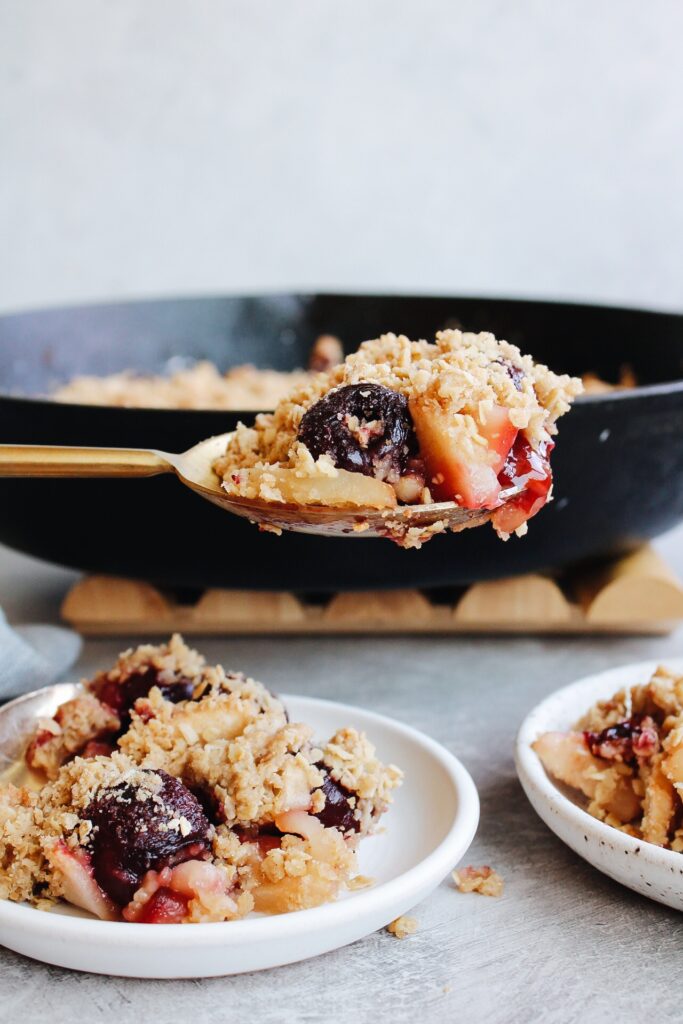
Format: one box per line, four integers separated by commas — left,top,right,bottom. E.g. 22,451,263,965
2,536,683,1024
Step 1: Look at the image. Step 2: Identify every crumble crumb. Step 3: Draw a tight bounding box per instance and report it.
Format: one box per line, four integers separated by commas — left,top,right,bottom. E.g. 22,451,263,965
258,523,283,536
347,874,375,891
452,865,504,897
387,914,418,938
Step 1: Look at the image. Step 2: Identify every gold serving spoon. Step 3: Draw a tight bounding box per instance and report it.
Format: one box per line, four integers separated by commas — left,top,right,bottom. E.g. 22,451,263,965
0,436,520,542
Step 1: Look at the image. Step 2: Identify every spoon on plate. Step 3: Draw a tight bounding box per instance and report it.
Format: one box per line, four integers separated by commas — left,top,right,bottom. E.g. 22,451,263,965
0,438,520,541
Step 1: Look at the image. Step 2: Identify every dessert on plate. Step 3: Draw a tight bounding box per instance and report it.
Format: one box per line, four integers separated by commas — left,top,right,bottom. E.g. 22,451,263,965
534,664,683,850
214,330,582,545
0,636,401,923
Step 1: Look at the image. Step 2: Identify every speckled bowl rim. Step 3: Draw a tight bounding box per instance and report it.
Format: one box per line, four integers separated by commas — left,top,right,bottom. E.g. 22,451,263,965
515,658,683,878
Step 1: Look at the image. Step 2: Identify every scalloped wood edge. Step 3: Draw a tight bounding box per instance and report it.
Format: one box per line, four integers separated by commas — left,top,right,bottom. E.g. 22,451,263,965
194,589,306,623
454,574,572,625
61,576,171,623
60,546,683,636
576,548,683,626
324,589,434,624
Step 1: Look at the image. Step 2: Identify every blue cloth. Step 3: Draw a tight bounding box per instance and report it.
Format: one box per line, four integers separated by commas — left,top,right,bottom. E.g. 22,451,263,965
0,609,82,697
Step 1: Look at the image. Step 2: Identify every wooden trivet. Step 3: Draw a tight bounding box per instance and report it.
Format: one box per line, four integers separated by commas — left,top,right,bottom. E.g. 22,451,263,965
61,547,683,637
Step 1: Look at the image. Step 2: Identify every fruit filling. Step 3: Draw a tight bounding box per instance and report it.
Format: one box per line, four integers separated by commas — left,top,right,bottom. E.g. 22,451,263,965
92,668,196,728
491,436,554,536
0,636,402,923
584,715,660,765
214,330,582,545
313,766,361,835
533,665,683,850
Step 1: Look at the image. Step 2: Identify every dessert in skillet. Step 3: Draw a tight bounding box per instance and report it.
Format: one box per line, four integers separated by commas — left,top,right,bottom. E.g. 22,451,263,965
581,365,637,395
52,335,344,411
0,636,401,923
214,330,583,544
54,362,312,412
534,665,683,850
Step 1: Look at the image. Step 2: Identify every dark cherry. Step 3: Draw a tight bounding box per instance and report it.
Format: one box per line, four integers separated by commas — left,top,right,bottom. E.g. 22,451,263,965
313,765,360,834
188,783,224,825
95,668,195,728
297,383,415,483
80,738,117,759
236,823,282,855
87,769,211,905
495,358,525,391
584,715,660,764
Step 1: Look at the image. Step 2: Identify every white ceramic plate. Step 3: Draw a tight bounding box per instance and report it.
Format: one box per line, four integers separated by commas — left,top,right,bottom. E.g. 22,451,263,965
516,658,683,911
0,686,479,977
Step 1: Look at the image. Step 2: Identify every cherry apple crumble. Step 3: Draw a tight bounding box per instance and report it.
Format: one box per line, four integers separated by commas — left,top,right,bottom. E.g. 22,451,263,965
534,665,683,850
53,362,313,412
0,635,401,923
214,330,582,545
52,336,344,411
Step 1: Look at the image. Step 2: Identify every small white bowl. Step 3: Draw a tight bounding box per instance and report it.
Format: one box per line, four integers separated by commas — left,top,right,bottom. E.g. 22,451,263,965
0,689,479,977
516,658,683,912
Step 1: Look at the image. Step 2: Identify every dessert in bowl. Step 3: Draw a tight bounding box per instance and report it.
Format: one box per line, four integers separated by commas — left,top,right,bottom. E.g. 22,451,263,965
517,658,683,912
532,663,683,850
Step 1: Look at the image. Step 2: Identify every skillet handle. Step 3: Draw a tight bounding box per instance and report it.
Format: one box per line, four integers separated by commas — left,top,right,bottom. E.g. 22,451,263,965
0,444,172,478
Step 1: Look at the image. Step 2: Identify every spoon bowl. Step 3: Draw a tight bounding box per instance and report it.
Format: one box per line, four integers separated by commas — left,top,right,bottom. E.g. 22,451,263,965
0,435,521,542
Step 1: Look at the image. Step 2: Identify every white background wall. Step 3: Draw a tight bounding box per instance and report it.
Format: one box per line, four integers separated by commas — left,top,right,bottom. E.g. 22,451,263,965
1,0,682,314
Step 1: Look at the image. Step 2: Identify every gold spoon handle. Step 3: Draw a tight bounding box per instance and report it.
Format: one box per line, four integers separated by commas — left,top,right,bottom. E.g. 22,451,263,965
0,444,172,478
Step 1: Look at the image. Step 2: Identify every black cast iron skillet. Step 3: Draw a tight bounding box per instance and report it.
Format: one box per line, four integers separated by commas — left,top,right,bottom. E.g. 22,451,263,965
1,292,682,591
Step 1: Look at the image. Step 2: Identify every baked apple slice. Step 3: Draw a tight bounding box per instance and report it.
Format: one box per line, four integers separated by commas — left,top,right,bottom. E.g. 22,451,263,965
46,841,119,921
533,731,641,822
409,397,517,507
227,465,396,509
